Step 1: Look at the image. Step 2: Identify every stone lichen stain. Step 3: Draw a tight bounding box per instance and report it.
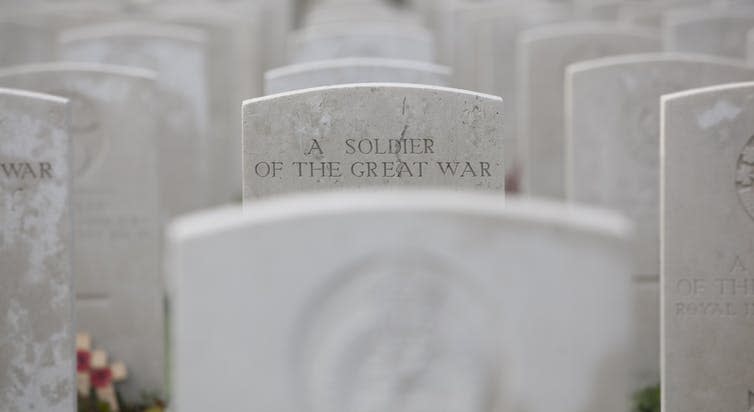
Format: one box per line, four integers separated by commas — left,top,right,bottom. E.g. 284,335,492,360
735,135,754,221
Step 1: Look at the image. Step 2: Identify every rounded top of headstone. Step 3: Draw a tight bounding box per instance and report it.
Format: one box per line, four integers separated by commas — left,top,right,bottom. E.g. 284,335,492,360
58,20,207,45
244,82,502,106
663,5,754,26
291,21,432,40
661,80,754,105
169,189,632,244
0,87,69,105
519,20,660,42
265,58,452,81
0,61,157,81
566,52,751,76
661,81,754,223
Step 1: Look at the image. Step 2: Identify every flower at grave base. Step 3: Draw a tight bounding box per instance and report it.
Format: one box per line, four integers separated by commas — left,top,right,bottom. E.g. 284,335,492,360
76,350,91,373
90,368,112,389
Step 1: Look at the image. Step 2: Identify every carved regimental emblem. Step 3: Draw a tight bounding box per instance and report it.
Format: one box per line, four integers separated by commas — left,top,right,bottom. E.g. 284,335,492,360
49,90,106,179
736,135,754,221
295,253,499,412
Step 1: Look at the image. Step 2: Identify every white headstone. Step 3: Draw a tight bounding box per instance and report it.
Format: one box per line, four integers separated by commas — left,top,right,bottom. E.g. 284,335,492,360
257,0,294,69
58,21,211,217
663,7,754,60
518,23,660,198
447,0,572,191
168,190,634,412
147,4,262,204
617,0,713,28
566,53,754,388
243,84,504,199
157,0,287,69
303,1,420,27
0,63,164,400
265,58,451,94
1,2,123,29
0,88,73,412
288,22,435,63
0,20,55,67
661,81,754,412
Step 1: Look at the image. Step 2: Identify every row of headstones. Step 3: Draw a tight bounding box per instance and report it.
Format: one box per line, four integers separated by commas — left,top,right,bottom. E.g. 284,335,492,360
2,0,754,411
269,0,754,401
268,0,754,196
197,0,754,410
7,77,748,411
0,0,294,408
170,79,754,411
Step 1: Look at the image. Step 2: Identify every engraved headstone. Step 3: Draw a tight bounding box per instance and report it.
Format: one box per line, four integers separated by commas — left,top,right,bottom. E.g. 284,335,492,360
58,21,211,217
566,53,754,388
243,84,504,199
265,58,451,94
168,190,634,412
0,88,73,412
663,7,754,60
288,22,435,63
0,63,163,400
518,23,660,198
661,81,754,412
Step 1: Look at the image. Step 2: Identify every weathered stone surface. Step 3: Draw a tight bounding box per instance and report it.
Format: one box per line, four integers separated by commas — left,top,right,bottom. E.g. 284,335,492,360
566,53,754,388
168,190,634,412
243,84,504,199
661,81,754,412
518,22,660,198
265,58,451,94
59,21,211,217
0,63,163,400
288,22,435,63
0,88,73,412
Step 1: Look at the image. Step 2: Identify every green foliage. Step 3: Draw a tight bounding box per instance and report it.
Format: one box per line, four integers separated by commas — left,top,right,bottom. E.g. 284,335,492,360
77,391,165,412
632,384,660,412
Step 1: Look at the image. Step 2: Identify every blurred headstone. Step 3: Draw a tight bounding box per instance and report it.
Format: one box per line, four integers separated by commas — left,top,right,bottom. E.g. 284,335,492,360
566,53,754,389
288,22,435,63
0,62,164,400
59,21,211,217
169,190,634,412
518,22,660,198
265,58,451,94
663,7,754,60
